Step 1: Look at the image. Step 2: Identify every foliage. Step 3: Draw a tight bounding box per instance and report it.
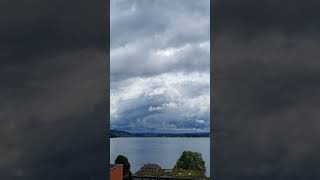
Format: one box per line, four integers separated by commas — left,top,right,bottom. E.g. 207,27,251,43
172,168,205,177
173,151,206,177
115,155,132,180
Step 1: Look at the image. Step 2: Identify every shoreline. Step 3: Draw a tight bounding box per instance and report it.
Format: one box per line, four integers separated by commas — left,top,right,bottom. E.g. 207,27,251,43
110,136,210,138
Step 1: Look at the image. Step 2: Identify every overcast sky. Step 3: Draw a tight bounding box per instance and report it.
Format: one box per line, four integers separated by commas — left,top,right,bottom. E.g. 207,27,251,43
2,0,320,179
0,0,107,179
213,0,320,179
110,0,210,133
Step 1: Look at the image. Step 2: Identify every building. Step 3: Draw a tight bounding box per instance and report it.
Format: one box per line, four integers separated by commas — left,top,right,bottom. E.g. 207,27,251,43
132,175,207,180
133,164,209,180
141,164,162,172
135,164,165,176
110,164,123,180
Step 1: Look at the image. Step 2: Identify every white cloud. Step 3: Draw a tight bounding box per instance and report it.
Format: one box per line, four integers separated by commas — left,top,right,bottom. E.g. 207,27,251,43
196,120,206,124
110,72,210,132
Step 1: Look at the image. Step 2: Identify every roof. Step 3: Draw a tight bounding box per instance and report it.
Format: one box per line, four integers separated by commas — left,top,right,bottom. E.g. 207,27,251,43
110,164,123,170
142,163,162,169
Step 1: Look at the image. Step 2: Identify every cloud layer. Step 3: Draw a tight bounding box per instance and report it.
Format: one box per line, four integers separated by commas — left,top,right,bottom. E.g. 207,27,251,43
111,0,210,133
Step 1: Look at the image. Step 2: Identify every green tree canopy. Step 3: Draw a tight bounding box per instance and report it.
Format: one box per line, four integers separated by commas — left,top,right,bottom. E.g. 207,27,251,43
115,155,132,180
174,151,206,172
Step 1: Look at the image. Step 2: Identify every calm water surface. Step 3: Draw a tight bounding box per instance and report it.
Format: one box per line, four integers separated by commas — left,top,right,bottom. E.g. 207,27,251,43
110,137,210,176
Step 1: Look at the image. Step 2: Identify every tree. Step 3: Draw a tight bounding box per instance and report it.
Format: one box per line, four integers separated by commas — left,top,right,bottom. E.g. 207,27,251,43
174,151,206,172
115,155,132,180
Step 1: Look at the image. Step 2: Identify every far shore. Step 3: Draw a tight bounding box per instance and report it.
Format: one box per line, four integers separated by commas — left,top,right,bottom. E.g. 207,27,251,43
110,136,210,138
110,129,210,138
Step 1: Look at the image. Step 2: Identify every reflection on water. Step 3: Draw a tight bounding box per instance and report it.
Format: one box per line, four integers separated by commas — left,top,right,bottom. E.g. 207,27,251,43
110,137,210,176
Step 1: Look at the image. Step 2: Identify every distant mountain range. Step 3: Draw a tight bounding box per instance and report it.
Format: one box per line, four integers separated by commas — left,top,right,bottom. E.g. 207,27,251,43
110,129,210,138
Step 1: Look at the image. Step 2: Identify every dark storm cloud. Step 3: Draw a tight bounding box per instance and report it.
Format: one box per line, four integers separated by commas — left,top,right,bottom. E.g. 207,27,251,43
0,0,107,179
213,0,320,179
213,0,320,37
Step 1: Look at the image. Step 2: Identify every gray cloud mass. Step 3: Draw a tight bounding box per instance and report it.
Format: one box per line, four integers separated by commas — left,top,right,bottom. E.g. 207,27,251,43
0,0,108,179
213,0,320,179
111,0,210,133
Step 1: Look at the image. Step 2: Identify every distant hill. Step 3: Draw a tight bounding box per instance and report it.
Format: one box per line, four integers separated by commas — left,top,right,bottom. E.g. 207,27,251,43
110,129,135,138
110,129,210,138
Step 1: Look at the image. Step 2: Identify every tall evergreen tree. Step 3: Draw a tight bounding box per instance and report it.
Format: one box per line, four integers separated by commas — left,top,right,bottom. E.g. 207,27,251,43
115,155,132,180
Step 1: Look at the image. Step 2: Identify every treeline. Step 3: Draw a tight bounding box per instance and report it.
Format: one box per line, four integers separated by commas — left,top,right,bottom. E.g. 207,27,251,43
113,151,207,179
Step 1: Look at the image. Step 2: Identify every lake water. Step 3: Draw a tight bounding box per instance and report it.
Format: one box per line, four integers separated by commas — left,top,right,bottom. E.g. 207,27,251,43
110,137,210,176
